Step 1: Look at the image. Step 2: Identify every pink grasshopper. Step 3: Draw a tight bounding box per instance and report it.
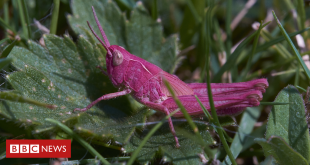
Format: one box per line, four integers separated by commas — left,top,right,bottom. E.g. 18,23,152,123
74,7,269,148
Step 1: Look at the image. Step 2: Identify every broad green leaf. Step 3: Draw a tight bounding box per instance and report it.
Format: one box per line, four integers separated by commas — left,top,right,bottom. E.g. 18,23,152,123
222,107,261,165
68,0,179,73
266,85,310,162
75,107,148,145
241,123,266,152
3,34,132,131
1,1,210,164
68,0,126,47
46,118,110,164
124,122,214,165
255,136,308,165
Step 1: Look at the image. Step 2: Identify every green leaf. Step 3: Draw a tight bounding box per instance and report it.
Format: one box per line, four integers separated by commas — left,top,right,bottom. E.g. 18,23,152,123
218,116,235,127
3,34,132,131
1,40,17,58
1,1,206,163
242,123,266,152
255,136,308,165
46,118,110,164
222,107,261,165
75,107,148,145
68,0,179,73
0,57,12,70
124,122,215,164
266,85,310,162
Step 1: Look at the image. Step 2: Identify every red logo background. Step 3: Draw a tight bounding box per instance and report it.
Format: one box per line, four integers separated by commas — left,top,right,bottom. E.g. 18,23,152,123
6,140,71,158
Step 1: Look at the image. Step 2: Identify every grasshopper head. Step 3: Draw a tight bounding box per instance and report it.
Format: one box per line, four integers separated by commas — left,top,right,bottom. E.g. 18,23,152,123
87,6,130,87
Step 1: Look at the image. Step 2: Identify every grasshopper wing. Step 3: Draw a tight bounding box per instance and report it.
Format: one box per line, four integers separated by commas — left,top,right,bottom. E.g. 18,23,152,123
188,78,268,95
162,90,263,117
160,71,194,96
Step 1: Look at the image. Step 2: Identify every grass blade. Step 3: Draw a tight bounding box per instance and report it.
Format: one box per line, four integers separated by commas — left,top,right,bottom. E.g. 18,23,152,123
0,58,13,70
0,38,9,45
256,27,310,53
194,95,212,120
222,107,261,165
151,0,158,20
0,18,16,34
21,0,32,39
164,81,213,155
126,109,179,165
45,118,110,164
0,91,54,109
204,1,236,164
272,11,310,80
185,0,201,23
212,22,270,82
296,86,307,92
297,0,306,31
4,2,9,24
17,0,27,39
237,22,263,82
225,0,232,58
1,40,17,58
50,0,60,34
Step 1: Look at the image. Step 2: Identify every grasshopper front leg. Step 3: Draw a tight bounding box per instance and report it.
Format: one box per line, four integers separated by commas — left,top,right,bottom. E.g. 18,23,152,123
74,89,131,112
96,66,108,76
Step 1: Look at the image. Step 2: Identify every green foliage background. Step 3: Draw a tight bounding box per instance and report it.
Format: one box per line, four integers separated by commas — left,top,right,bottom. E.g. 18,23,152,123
1,0,310,164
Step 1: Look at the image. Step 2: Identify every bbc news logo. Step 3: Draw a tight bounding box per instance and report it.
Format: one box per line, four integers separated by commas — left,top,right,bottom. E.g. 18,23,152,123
6,140,71,158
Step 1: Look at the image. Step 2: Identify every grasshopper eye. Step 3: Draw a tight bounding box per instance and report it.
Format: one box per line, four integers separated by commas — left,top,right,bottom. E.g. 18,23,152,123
112,50,123,66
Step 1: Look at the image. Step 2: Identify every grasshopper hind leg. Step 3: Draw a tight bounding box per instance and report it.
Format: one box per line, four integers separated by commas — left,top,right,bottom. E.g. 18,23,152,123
140,100,180,148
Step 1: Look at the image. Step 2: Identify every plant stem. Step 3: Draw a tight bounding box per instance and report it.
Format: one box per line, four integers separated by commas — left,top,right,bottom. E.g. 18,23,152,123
4,2,9,24
50,0,60,34
21,0,32,39
17,0,27,39
186,0,201,23
151,0,158,20
225,0,232,57
296,86,307,92
205,0,236,164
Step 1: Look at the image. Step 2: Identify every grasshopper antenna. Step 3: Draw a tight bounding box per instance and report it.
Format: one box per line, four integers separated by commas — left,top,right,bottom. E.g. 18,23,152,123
91,6,110,47
87,21,108,50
